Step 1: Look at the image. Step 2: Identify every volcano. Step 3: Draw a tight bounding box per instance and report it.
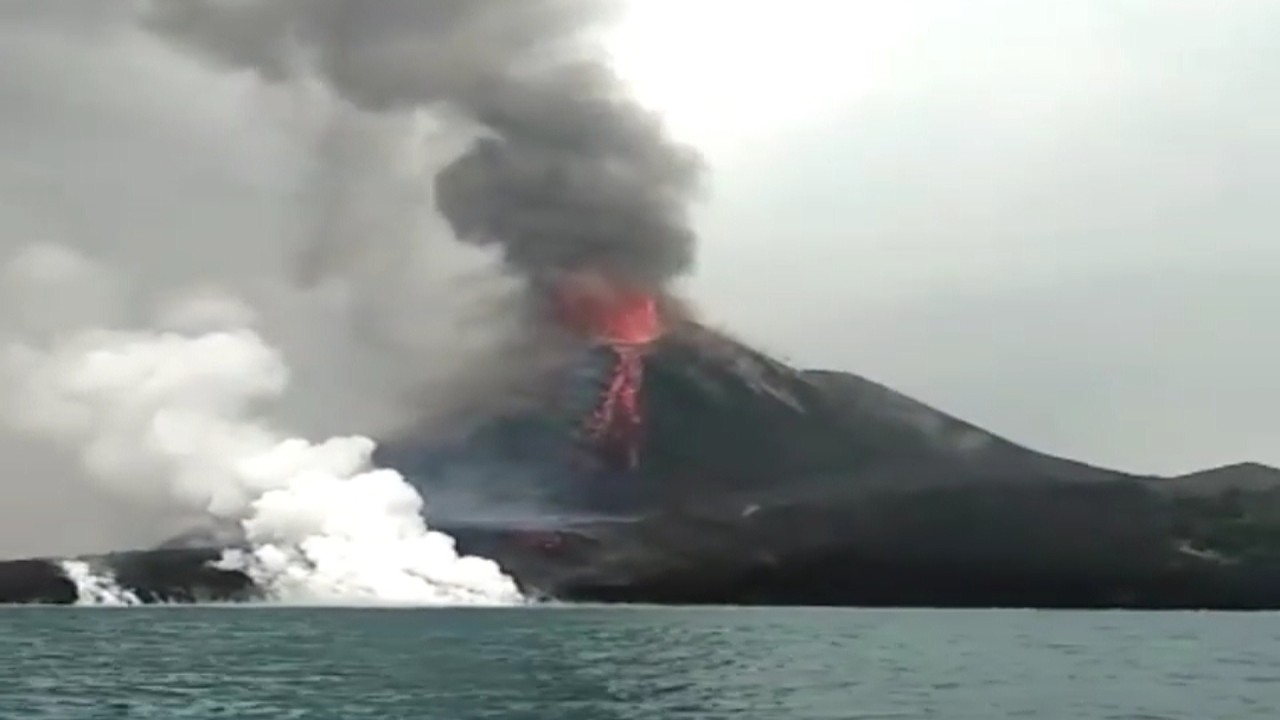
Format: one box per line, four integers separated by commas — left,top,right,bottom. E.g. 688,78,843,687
4,322,1280,607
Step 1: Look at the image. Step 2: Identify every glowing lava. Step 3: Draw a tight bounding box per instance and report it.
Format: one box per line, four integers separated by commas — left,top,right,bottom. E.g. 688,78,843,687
553,269,663,469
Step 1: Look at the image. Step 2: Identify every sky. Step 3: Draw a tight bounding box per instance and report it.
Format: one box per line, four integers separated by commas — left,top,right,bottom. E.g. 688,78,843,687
0,0,1275,561
611,0,1280,475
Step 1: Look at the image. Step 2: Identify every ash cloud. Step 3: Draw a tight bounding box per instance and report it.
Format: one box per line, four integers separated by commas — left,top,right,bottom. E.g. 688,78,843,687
142,0,704,291
0,0,695,558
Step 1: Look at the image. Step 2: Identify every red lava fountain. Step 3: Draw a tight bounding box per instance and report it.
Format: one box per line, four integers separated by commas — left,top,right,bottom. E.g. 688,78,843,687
553,269,663,470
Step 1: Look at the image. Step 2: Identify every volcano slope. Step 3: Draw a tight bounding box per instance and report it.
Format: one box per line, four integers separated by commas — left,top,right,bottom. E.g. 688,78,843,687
379,323,1280,608
5,323,1280,607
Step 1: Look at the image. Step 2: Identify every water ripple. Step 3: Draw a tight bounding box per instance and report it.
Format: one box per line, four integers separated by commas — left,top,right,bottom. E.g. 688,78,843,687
0,607,1278,719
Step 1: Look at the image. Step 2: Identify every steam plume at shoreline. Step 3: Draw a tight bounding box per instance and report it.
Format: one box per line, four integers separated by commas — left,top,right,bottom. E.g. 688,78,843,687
3,286,522,605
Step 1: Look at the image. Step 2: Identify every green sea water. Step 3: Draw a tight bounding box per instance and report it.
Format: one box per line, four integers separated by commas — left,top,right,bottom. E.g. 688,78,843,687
0,606,1276,719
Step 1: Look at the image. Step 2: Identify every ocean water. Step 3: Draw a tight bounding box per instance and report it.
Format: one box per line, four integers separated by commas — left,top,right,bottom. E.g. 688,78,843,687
0,607,1276,719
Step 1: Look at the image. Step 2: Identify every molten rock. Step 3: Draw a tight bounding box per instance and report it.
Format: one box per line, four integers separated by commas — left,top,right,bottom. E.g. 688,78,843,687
550,268,663,469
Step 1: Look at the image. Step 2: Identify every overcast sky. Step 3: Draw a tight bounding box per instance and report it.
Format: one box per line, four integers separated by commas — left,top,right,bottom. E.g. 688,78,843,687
670,1,1280,475
0,0,1276,523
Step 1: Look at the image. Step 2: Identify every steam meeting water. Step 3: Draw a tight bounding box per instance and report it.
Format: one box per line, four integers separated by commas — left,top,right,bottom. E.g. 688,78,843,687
1,606,1276,719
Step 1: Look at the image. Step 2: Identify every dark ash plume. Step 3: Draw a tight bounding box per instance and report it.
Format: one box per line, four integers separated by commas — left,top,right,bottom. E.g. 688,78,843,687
141,0,704,292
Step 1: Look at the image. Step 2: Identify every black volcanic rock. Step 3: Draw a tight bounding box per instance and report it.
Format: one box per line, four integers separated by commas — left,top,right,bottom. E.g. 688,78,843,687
379,324,1280,608
1155,462,1280,497
4,323,1279,608
0,559,76,604
0,549,255,605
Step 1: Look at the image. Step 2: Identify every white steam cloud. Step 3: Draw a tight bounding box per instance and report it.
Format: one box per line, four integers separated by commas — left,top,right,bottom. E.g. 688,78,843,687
1,243,522,605
58,560,141,606
0,8,551,559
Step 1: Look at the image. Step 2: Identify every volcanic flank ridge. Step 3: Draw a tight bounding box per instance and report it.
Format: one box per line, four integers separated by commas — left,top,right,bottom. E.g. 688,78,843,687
4,320,1280,609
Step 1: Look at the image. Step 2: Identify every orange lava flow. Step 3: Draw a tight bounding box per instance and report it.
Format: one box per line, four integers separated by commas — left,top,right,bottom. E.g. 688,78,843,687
553,270,663,469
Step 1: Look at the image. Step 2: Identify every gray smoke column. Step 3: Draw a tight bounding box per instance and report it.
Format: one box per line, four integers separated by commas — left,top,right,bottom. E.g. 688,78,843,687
142,0,704,292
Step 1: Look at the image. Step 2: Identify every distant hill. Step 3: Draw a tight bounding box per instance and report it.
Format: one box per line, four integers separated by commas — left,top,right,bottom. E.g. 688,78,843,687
1154,462,1280,497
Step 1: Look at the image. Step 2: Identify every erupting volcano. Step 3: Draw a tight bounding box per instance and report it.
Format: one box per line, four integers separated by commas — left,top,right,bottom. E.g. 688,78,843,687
551,269,663,470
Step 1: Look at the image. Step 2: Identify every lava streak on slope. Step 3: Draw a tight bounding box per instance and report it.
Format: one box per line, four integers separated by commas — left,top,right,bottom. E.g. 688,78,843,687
551,268,663,470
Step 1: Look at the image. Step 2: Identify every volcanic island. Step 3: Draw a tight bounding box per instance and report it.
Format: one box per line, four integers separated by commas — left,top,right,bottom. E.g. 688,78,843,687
3,275,1280,609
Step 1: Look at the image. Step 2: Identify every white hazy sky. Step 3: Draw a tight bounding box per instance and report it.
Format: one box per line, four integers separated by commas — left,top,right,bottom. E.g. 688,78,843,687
1,0,1276,482
612,0,1280,475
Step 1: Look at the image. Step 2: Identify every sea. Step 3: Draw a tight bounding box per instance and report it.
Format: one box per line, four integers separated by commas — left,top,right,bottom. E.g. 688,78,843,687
0,606,1276,719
